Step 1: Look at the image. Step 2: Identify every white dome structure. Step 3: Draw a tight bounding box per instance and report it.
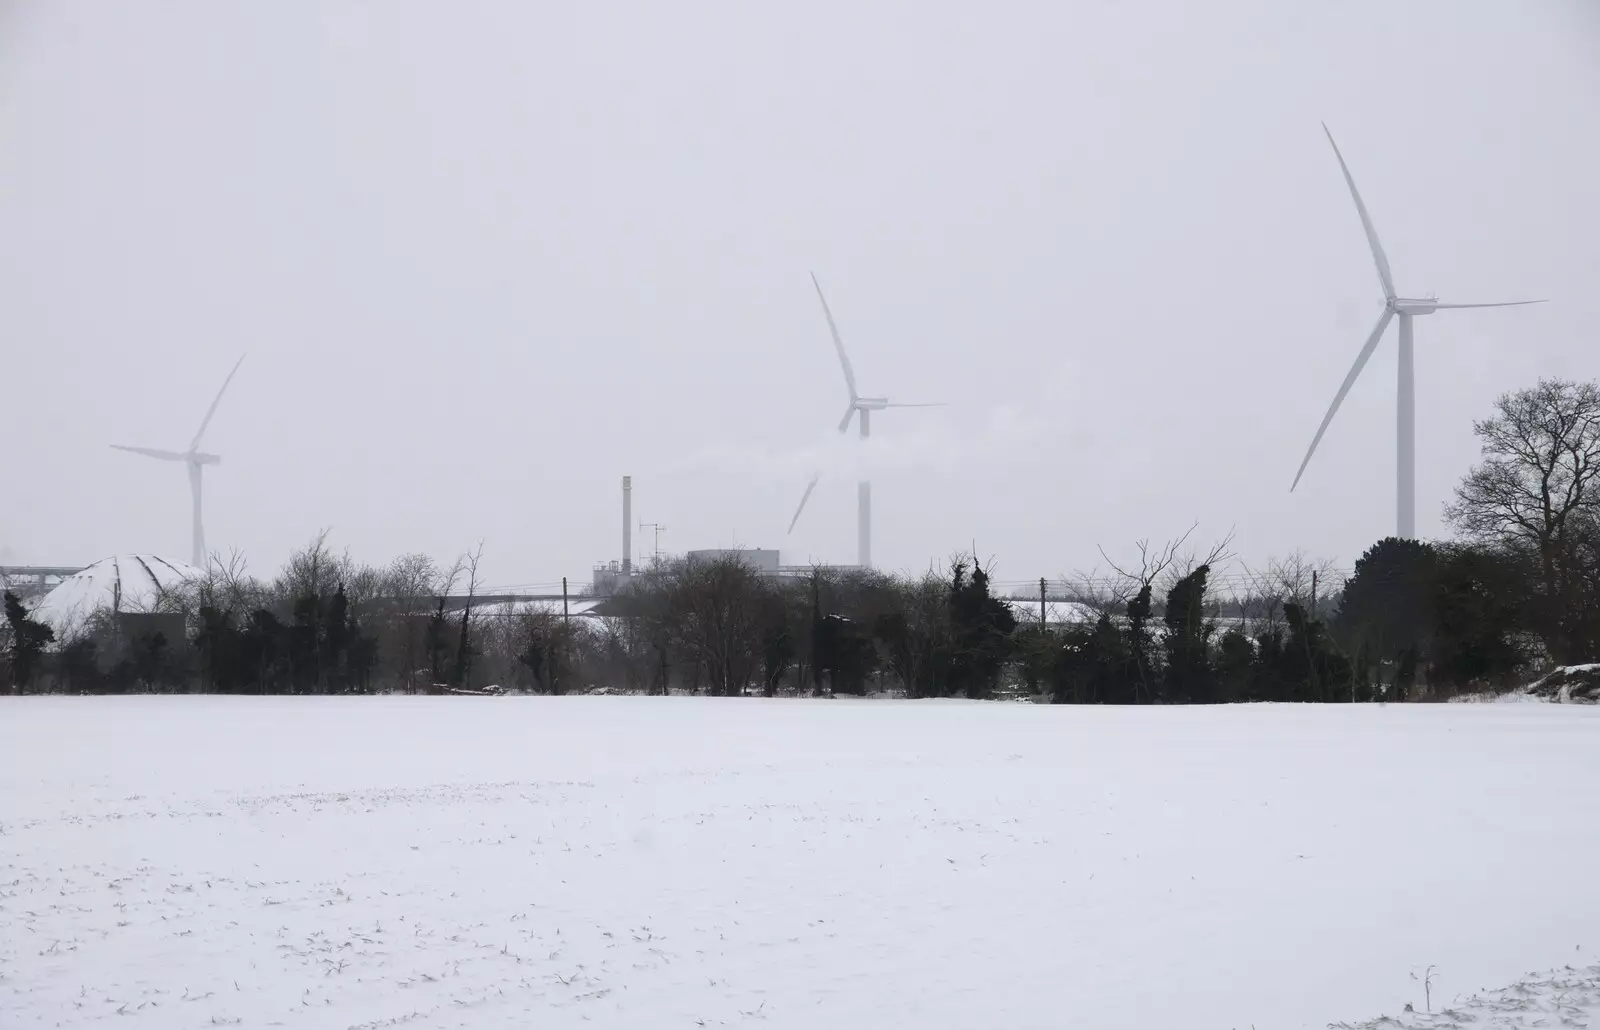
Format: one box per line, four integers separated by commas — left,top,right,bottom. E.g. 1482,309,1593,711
30,555,201,639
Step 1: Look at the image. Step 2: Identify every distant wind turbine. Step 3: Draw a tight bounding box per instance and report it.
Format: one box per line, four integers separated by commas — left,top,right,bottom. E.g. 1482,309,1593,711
112,354,247,567
1291,125,1546,539
787,274,942,569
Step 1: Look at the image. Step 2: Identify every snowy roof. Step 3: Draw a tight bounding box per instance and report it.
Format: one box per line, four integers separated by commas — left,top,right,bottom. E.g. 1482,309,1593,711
31,554,200,638
471,598,608,620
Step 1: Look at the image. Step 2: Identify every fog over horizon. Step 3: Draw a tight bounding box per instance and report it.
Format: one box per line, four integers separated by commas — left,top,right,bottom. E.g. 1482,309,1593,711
2,1,1596,592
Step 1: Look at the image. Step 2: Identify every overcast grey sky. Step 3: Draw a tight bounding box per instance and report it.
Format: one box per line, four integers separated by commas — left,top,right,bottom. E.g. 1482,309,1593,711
1,1,1595,591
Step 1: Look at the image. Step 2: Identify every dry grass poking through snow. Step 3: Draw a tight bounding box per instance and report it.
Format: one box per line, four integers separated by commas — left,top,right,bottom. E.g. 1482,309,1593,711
1332,964,1600,1028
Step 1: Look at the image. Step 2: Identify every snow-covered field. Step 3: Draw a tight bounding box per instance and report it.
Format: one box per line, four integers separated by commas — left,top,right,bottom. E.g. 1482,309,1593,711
5,697,1600,1030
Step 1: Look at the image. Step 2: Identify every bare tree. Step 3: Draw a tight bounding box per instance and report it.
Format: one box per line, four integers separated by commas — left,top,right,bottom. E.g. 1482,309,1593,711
498,603,593,694
1096,526,1197,601
276,529,340,601
453,541,485,688
1447,379,1600,662
382,553,439,693
594,615,651,694
340,557,385,611
664,553,767,696
1087,527,1237,702
879,569,950,699
1163,532,1237,641
198,549,258,613
1164,532,1237,584
1234,550,1342,634
604,567,685,695
516,605,560,692
1096,527,1199,703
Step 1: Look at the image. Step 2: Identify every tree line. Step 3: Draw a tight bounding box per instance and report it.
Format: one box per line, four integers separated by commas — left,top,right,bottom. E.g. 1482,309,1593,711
4,378,1598,700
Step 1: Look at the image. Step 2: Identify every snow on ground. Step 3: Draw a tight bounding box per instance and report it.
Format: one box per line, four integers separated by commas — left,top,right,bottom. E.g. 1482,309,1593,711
4,698,1600,1030
1449,689,1551,704
1331,964,1600,1028
1453,665,1600,704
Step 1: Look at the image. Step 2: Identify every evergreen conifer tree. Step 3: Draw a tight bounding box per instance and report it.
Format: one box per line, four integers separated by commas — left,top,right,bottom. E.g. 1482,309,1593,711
4,590,55,692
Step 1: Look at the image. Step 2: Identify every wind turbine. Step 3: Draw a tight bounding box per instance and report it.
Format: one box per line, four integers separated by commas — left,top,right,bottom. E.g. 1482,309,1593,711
112,354,247,568
1292,125,1545,539
786,274,941,569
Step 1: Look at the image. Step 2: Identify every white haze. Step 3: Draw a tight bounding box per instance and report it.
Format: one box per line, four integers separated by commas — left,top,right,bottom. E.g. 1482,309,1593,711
0,1,1595,587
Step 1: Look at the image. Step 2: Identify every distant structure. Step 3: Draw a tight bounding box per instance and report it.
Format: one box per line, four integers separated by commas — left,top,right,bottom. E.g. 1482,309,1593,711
622,475,633,575
112,353,247,566
591,562,630,597
0,565,86,602
786,273,943,570
29,554,199,640
686,549,863,580
588,475,862,597
593,476,638,596
593,545,864,593
1291,125,1546,539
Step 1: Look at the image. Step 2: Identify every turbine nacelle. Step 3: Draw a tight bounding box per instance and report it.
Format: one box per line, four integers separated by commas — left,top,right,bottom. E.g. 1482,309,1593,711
1390,297,1440,316
189,452,222,467
855,397,891,410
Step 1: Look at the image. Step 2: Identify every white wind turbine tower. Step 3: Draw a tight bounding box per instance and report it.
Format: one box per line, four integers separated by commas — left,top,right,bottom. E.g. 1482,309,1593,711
112,354,247,568
787,273,942,569
1292,125,1545,539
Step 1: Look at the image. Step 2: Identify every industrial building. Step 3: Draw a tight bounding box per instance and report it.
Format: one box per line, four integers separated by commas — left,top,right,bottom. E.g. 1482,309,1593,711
590,477,861,597
0,565,86,602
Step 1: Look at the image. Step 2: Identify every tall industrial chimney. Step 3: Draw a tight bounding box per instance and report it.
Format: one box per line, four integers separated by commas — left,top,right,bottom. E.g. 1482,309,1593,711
622,476,633,574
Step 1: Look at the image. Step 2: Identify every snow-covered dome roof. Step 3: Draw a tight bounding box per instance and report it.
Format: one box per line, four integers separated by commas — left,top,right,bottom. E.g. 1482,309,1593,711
31,555,200,638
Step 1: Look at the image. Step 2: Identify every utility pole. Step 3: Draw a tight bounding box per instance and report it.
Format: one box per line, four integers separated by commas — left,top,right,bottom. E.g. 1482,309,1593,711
1040,577,1047,630
1311,569,1319,620
640,523,667,566
558,576,570,696
810,569,823,698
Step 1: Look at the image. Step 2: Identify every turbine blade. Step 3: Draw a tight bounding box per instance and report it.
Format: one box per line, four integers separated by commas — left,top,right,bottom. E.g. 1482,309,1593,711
1323,124,1397,301
838,404,857,433
1431,300,1548,310
881,402,946,408
787,474,821,534
1291,308,1396,492
811,273,858,402
190,352,247,452
111,444,186,462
